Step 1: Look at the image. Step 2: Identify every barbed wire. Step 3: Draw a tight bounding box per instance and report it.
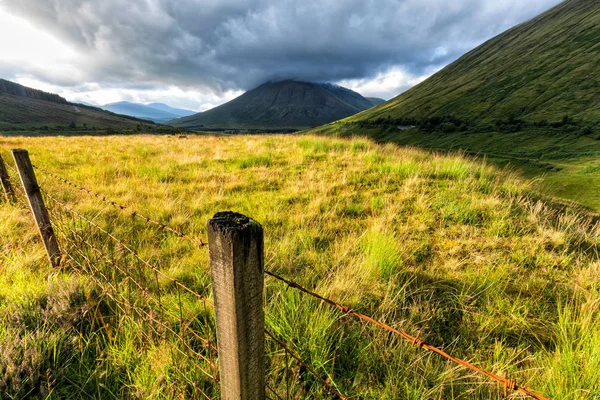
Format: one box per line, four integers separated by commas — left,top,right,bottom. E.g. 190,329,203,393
266,384,285,400
265,328,349,400
44,191,220,382
63,244,218,384
33,164,208,247
3,158,552,398
45,191,218,346
42,189,211,305
265,270,550,400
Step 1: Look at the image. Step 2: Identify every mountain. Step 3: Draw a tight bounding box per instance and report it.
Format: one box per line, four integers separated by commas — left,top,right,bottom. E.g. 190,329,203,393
169,80,376,131
367,97,386,106
0,79,67,104
101,101,180,123
0,79,150,131
310,0,600,210
342,0,599,127
147,103,196,118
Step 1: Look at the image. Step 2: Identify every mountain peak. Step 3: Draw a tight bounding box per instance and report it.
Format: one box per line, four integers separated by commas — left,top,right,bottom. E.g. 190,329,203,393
169,80,375,130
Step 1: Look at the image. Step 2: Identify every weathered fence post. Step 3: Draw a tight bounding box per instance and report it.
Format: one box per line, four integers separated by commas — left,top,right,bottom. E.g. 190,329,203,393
207,211,265,400
12,149,61,267
0,154,15,202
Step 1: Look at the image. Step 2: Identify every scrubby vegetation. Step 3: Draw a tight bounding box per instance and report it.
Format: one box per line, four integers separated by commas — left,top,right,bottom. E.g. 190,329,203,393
1,134,599,399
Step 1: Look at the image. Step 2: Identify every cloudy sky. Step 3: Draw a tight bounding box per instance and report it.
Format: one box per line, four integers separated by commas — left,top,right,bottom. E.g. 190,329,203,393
0,0,562,112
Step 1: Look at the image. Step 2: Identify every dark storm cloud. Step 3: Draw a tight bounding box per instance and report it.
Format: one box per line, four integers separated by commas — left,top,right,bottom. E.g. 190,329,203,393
0,0,563,93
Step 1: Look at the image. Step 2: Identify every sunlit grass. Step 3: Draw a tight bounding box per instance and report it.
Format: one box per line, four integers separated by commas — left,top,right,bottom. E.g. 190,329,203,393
1,134,599,398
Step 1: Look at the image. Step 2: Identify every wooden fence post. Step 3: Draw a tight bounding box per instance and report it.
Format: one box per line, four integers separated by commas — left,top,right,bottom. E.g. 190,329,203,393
0,154,15,202
12,149,61,267
207,211,265,400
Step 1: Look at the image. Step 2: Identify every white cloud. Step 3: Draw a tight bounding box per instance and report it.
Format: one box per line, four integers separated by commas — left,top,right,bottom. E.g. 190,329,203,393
13,77,243,111
337,65,442,100
0,0,563,107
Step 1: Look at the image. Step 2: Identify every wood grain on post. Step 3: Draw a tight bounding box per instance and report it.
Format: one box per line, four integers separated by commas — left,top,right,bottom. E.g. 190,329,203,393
12,149,61,267
207,211,265,400
0,154,15,202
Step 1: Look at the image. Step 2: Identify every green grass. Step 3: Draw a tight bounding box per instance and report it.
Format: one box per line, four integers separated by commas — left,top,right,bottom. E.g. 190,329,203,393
1,134,599,398
312,123,600,210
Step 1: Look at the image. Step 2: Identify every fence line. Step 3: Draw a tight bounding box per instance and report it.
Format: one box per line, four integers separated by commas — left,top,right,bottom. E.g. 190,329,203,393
42,189,211,306
40,186,220,389
33,164,208,247
54,217,218,371
43,190,218,348
0,151,553,399
43,185,343,398
265,270,549,400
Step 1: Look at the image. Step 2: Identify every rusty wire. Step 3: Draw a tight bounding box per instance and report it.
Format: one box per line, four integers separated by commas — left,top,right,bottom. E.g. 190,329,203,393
67,247,217,383
46,192,218,349
56,225,219,383
45,193,219,382
33,164,207,246
54,211,217,355
265,270,550,400
265,328,349,400
266,383,285,400
42,189,210,304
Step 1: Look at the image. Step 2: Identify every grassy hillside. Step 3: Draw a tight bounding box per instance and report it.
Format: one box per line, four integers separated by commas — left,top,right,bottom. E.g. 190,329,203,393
347,0,600,125
0,94,155,131
0,79,153,131
0,79,68,104
1,134,599,398
169,80,375,131
312,0,600,210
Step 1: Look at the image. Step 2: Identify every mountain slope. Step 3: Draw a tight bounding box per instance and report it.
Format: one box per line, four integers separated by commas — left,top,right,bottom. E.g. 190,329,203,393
169,80,375,130
345,0,600,125
101,102,180,123
147,103,195,118
0,79,150,130
0,79,68,104
366,97,386,106
310,0,600,210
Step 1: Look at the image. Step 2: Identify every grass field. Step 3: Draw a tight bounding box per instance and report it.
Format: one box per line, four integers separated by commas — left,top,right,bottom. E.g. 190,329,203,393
313,123,600,211
1,134,599,399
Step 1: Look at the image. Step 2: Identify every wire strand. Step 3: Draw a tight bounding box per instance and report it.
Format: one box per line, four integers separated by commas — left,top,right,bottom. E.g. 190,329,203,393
33,164,207,246
265,270,549,400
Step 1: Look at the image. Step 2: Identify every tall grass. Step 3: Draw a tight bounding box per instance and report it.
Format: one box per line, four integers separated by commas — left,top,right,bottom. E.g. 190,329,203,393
1,134,599,398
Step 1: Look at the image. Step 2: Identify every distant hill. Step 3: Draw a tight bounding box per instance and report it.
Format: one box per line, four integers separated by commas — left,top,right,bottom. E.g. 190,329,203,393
0,79,151,131
366,97,386,106
147,103,196,118
0,79,67,104
169,80,376,131
101,101,190,123
341,0,599,127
